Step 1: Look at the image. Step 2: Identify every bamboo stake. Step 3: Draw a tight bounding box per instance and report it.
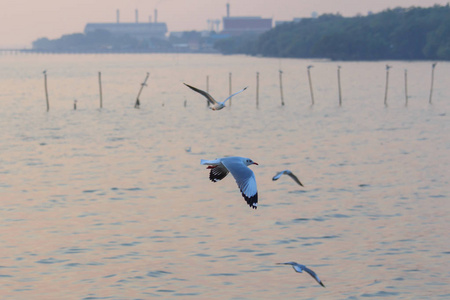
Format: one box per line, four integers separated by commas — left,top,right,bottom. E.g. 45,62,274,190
206,75,210,107
404,69,408,106
228,72,232,106
256,72,260,108
98,71,103,109
74,99,77,110
384,65,391,107
337,66,342,106
43,70,49,112
134,72,150,109
429,62,437,104
279,70,285,106
307,65,315,105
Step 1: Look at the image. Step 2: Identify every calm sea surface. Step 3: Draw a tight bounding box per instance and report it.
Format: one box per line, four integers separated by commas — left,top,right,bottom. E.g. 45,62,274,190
0,54,449,299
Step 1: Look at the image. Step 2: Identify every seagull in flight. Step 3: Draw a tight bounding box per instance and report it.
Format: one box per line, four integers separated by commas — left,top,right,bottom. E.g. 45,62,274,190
272,170,303,186
184,83,248,110
201,157,258,209
277,262,325,287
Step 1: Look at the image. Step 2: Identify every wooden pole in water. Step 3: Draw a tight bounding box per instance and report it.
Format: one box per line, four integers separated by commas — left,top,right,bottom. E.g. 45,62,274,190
228,72,232,106
43,70,49,112
98,71,103,109
404,69,408,106
337,66,342,106
384,65,391,107
307,65,315,105
206,75,210,107
279,70,285,106
256,72,260,108
429,62,437,104
134,72,150,109
74,99,77,110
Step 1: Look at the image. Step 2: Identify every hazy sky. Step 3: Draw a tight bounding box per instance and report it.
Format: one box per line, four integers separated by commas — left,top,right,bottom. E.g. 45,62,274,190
0,0,448,47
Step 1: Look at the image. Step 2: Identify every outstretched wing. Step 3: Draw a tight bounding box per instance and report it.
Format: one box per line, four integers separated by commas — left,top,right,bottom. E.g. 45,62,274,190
272,171,284,181
222,86,248,104
184,83,217,105
221,159,257,209
303,266,325,288
209,165,229,182
286,171,304,186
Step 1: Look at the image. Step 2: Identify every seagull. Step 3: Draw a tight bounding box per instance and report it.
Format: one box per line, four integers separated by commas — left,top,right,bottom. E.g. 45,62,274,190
200,157,258,209
307,65,314,70
277,262,325,287
184,83,248,111
272,170,303,186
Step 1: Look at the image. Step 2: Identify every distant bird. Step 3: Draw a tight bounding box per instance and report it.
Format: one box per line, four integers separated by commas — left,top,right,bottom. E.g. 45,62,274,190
201,157,258,209
386,64,392,70
277,262,325,287
185,146,191,153
307,65,314,70
272,170,303,186
184,83,248,111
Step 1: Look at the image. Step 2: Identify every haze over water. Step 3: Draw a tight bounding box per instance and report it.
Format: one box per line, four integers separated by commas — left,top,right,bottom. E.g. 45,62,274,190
0,54,449,299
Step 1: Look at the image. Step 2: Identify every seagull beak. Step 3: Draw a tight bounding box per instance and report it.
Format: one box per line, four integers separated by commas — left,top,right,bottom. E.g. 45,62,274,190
253,162,259,165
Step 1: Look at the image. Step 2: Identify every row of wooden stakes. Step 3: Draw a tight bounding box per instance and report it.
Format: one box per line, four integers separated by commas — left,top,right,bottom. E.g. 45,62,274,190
42,63,438,111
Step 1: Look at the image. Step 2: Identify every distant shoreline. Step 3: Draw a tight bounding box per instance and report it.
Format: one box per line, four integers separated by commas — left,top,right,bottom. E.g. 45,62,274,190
0,49,446,62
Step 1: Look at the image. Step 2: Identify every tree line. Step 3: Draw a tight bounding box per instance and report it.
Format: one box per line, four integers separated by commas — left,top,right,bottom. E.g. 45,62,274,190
214,5,450,60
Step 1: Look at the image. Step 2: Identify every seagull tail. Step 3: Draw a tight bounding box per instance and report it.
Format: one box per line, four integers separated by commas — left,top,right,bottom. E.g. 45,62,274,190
200,159,220,165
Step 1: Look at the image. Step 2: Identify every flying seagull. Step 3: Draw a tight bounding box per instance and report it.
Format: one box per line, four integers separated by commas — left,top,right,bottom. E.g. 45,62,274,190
272,170,303,186
201,157,258,209
277,262,325,287
184,83,248,110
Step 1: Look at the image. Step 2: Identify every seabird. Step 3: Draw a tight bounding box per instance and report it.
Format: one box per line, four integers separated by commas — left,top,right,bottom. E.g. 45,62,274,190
184,83,248,110
272,170,303,186
277,262,325,287
201,157,258,208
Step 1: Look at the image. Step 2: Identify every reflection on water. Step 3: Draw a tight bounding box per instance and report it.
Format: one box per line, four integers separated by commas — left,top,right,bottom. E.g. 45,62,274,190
0,54,449,299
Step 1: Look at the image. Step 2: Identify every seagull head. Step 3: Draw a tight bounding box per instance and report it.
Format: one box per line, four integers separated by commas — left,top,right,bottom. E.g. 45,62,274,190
243,158,258,166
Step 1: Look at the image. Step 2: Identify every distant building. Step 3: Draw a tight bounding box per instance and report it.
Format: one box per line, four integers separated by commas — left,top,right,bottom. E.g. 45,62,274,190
84,22,168,40
275,18,302,27
220,3,272,36
221,17,272,36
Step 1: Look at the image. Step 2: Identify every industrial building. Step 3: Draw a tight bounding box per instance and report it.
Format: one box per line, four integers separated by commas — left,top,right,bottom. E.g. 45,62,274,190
84,9,168,40
221,3,272,36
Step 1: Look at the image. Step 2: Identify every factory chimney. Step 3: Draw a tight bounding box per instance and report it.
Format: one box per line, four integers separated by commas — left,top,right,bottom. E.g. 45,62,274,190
135,9,139,23
226,3,230,17
116,9,120,23
154,9,158,23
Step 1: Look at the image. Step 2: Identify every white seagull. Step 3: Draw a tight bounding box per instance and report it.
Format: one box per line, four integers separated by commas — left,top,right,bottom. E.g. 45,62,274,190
277,262,325,287
200,157,258,209
272,170,303,186
184,83,248,111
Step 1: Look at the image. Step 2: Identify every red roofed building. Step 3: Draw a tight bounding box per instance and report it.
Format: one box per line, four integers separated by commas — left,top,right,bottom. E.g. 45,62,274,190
222,17,273,36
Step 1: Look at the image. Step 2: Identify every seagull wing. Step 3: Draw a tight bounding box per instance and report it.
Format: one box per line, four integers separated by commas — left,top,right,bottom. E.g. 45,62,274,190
184,83,218,105
272,171,284,181
221,158,257,209
286,171,304,186
209,165,229,182
302,266,325,288
221,86,248,104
